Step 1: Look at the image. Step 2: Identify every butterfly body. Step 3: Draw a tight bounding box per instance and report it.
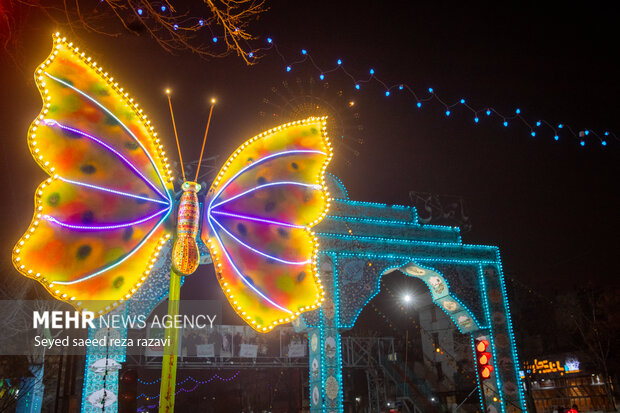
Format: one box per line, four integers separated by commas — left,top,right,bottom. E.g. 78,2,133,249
172,182,202,275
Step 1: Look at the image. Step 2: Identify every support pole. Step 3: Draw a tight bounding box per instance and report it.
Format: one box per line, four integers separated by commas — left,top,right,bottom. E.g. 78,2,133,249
158,269,182,413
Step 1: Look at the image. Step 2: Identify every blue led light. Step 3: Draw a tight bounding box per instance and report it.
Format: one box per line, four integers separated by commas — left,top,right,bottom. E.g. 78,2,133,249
604,131,609,136
530,131,535,137
267,37,273,43
161,5,166,11
301,49,307,55
199,19,204,26
319,74,325,80
385,91,390,97
399,85,403,90
286,66,291,72
369,69,375,75
445,110,451,116
486,109,491,116
602,140,607,146
554,135,559,141
460,99,466,104
337,59,342,65
355,84,360,90
417,102,422,108
536,121,541,127
585,130,590,135
248,52,254,58
137,8,143,15
580,140,585,146
503,121,508,127
212,37,218,43
474,117,479,123
558,124,563,128
173,24,179,30
428,87,434,93
515,108,521,114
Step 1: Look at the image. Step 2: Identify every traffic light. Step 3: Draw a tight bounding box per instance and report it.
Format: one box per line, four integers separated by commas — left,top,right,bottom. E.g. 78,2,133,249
475,339,494,381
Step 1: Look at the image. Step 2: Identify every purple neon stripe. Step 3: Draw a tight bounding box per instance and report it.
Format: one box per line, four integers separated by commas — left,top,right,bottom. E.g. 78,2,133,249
208,215,293,315
44,72,170,201
58,176,169,205
210,216,310,265
211,181,322,209
210,210,305,229
209,149,326,212
43,119,168,201
43,207,169,230
50,206,172,285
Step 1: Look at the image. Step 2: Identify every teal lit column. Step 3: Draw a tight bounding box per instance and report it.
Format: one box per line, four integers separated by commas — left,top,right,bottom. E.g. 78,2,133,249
477,261,527,413
308,253,344,413
80,308,127,413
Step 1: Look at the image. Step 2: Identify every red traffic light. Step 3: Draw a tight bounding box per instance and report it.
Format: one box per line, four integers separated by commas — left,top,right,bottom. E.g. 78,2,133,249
479,351,491,365
476,339,489,352
481,365,494,379
474,339,493,381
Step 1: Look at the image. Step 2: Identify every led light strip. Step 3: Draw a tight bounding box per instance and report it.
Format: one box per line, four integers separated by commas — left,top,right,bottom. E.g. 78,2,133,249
51,206,172,285
57,176,169,205
210,210,306,229
43,119,168,201
43,73,172,201
208,215,293,315
208,149,327,213
211,181,322,208
43,207,168,230
210,216,311,265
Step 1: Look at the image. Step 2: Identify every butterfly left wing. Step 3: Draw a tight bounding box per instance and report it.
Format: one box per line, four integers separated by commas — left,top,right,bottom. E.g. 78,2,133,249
12,34,174,315
202,118,332,332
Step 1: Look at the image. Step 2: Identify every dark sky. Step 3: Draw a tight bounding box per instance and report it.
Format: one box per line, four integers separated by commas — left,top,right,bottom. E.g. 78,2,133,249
1,1,618,324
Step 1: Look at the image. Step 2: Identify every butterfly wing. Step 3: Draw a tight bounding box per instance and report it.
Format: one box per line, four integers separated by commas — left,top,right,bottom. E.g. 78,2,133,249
202,118,332,332
12,34,174,315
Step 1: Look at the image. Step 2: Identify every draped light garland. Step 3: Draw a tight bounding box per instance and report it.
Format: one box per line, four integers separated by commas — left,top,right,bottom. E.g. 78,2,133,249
138,371,240,400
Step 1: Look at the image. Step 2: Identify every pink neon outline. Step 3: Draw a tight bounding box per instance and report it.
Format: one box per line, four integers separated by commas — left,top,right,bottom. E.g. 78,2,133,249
211,181,321,209
210,216,310,265
208,215,293,315
210,210,305,229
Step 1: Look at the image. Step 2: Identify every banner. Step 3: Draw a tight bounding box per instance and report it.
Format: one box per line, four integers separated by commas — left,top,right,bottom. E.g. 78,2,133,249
288,343,306,358
196,343,215,358
239,343,258,358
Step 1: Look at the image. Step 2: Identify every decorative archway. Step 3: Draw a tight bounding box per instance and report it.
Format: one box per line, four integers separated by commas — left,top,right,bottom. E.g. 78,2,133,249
296,175,526,413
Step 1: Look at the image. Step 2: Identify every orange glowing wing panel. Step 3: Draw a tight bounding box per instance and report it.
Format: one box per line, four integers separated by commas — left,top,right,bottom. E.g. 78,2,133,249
12,34,174,315
202,118,332,332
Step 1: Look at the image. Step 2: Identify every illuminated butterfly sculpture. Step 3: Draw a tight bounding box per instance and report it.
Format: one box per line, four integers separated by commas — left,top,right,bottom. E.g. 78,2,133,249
12,33,332,332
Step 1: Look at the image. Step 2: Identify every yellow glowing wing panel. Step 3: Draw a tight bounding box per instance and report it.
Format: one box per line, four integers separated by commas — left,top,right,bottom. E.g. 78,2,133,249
202,118,332,332
12,34,174,315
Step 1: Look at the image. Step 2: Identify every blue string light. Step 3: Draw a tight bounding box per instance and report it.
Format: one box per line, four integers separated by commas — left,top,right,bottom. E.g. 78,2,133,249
107,5,617,149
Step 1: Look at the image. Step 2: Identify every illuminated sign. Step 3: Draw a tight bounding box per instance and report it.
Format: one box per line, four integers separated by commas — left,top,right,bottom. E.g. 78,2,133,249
523,358,580,375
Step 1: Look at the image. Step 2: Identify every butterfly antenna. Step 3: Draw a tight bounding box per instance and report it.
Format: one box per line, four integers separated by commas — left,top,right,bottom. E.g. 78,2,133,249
195,98,216,182
165,89,186,182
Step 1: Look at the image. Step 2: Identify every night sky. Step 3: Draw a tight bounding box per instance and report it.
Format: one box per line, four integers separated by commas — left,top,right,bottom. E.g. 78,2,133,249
1,1,618,329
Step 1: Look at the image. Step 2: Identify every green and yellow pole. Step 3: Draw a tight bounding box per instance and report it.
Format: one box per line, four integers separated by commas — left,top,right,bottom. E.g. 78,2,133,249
158,269,182,413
